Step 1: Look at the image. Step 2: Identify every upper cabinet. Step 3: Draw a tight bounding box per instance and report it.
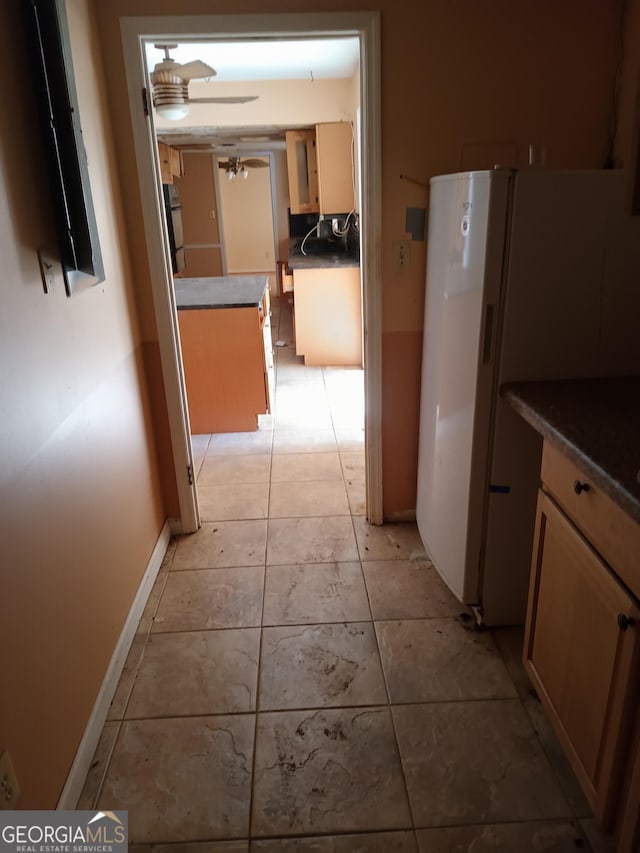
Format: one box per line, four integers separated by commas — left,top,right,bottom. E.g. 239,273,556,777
286,122,354,215
158,141,184,184
285,129,319,214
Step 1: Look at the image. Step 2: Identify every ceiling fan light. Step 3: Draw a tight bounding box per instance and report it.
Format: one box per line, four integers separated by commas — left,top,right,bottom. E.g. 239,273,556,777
226,169,236,181
155,102,190,120
240,167,249,179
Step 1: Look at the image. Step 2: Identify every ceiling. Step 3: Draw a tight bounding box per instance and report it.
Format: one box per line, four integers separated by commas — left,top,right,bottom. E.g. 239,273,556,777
149,37,360,153
145,37,360,83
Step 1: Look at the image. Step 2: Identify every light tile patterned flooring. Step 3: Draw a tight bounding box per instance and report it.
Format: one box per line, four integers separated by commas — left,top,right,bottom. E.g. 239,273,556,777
78,297,609,852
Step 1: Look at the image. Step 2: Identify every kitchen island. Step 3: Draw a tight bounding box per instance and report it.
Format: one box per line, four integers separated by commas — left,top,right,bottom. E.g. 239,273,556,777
287,238,361,367
176,275,274,433
503,377,640,850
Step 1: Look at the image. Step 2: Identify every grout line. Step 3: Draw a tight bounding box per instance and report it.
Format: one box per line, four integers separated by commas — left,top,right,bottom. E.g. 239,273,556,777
111,696,528,726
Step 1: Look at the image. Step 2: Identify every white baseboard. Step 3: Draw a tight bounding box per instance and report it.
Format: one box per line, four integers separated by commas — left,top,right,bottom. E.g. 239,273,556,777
56,520,172,809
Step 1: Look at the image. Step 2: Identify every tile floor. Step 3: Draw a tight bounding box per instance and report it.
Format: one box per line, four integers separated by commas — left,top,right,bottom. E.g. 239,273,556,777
78,296,608,852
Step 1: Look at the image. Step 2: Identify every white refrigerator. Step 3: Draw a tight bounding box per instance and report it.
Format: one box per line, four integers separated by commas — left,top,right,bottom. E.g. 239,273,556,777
416,168,640,626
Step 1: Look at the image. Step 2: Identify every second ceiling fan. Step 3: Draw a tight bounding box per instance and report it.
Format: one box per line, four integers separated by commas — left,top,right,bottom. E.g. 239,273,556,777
150,44,258,120
218,156,269,181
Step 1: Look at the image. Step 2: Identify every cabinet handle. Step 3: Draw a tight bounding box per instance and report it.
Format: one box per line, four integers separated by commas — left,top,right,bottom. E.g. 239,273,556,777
618,614,636,631
573,480,590,495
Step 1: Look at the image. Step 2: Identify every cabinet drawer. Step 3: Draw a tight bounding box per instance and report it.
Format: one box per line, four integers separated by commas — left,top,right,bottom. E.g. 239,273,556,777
541,442,640,597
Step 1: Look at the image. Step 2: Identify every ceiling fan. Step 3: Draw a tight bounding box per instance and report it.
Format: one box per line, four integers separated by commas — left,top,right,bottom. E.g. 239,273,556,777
150,44,258,120
218,156,269,181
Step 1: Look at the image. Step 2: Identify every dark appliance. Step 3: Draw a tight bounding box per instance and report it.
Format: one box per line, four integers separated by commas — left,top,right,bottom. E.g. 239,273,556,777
162,184,185,274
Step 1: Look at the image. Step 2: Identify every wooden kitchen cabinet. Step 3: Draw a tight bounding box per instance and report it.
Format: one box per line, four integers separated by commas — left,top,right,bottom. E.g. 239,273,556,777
524,442,640,829
316,122,355,214
177,291,273,433
158,141,183,184
286,122,354,215
285,129,319,214
293,266,362,366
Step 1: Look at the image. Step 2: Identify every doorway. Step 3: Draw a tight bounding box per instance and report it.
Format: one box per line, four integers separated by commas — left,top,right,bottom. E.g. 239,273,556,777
121,13,382,532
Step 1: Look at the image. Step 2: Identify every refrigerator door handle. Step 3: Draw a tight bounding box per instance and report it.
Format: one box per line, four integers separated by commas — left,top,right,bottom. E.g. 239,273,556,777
481,303,495,363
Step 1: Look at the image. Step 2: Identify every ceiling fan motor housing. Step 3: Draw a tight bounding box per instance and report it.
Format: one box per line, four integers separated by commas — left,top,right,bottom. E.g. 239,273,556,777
152,80,190,109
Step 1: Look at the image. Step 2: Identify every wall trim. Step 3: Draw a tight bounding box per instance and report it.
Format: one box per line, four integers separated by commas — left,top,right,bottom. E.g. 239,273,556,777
56,521,172,810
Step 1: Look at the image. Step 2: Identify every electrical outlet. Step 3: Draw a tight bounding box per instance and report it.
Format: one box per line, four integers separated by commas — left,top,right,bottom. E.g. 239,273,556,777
0,750,20,809
393,240,411,269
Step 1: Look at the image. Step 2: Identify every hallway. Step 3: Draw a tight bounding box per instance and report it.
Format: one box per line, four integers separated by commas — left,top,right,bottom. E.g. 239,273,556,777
78,296,601,851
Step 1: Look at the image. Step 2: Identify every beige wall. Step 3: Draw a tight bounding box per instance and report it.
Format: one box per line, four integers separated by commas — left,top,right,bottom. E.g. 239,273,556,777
0,0,166,805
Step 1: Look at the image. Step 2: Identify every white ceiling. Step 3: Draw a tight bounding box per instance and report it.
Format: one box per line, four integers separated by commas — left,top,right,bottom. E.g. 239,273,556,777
145,37,360,83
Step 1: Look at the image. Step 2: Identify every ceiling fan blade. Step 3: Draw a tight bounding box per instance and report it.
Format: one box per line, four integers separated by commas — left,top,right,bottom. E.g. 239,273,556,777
189,96,259,104
242,159,269,168
177,60,216,80
217,160,233,168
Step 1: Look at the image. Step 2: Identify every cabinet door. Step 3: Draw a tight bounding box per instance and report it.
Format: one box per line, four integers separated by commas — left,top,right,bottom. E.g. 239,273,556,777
524,491,640,827
316,122,355,214
170,146,183,178
158,142,173,184
285,130,319,214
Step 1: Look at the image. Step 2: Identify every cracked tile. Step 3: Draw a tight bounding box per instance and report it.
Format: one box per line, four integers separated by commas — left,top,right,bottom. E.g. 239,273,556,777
376,619,517,703
263,562,370,625
393,700,570,827
259,623,387,710
363,559,465,620
267,517,358,565
173,521,267,570
99,715,254,842
252,831,417,851
416,821,586,851
125,629,260,717
251,707,412,837
153,566,264,632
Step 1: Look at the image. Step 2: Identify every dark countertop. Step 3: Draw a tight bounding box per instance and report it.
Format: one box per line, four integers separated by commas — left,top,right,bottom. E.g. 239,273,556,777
174,275,268,310
288,238,360,270
502,377,640,523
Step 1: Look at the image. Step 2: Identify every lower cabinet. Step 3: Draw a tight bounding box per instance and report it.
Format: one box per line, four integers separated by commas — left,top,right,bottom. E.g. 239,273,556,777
293,266,362,366
524,442,640,832
177,296,273,433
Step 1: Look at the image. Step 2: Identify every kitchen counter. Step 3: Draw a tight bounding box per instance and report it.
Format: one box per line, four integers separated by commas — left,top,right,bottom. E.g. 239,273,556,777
501,377,640,523
287,238,359,270
174,275,268,310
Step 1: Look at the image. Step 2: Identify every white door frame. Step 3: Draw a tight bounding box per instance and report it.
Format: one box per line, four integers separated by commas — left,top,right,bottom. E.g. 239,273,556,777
121,12,383,531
